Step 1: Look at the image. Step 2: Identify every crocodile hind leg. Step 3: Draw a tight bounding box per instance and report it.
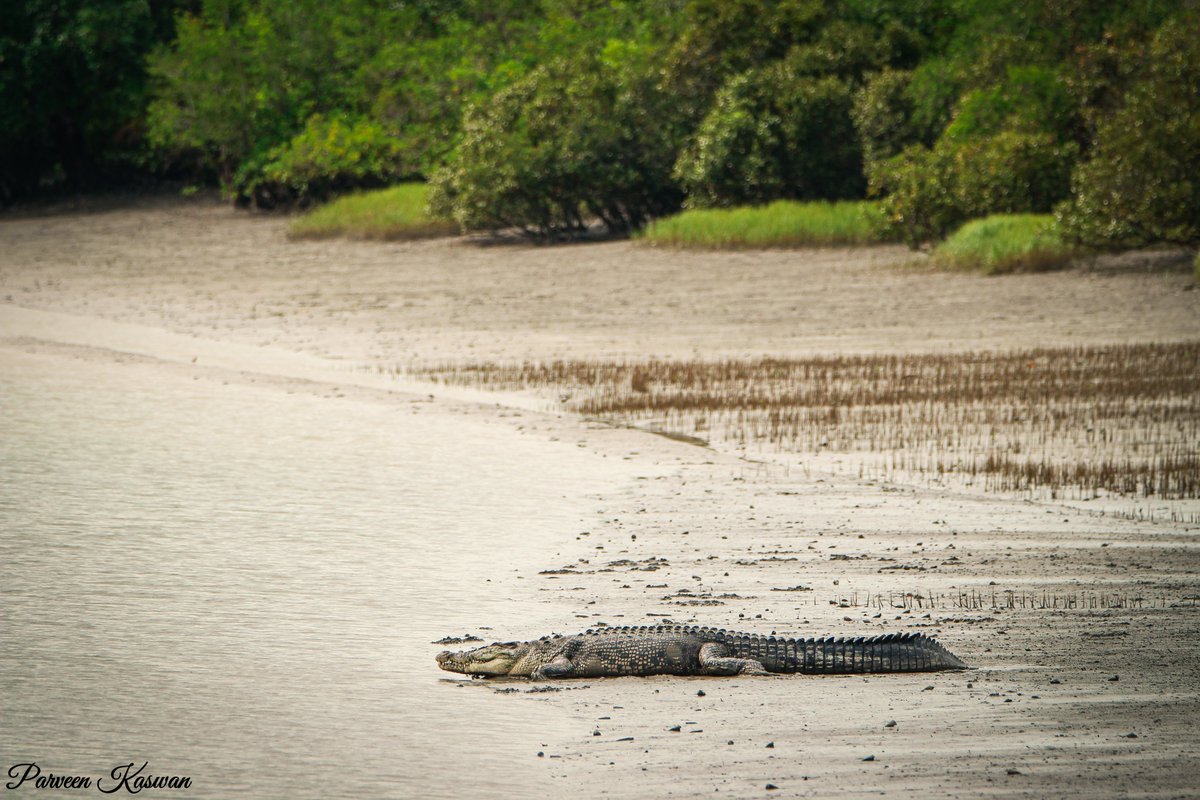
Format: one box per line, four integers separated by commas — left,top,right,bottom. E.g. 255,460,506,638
698,643,771,676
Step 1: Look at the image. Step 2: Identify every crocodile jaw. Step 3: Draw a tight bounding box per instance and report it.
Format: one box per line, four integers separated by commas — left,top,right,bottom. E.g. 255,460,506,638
436,642,528,676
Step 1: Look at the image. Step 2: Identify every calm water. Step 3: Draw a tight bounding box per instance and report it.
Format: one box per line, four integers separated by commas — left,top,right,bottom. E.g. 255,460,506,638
0,345,627,797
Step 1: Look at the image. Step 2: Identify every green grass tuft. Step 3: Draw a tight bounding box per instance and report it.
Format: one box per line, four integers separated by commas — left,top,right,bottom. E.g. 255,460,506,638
636,200,890,249
931,214,1082,274
288,183,458,241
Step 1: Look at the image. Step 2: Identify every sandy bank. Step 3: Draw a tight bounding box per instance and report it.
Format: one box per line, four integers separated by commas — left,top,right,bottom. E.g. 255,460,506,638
3,198,1198,365
2,197,1198,798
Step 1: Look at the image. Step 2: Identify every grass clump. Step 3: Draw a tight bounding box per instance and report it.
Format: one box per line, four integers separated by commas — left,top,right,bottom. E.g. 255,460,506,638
636,200,889,249
931,214,1081,274
288,183,458,241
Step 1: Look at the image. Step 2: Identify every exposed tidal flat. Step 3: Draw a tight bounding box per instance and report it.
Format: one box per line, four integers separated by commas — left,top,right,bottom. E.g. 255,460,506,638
2,197,1200,798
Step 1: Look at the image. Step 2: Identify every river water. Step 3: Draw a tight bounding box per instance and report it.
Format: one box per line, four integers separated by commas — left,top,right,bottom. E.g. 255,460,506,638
0,339,629,798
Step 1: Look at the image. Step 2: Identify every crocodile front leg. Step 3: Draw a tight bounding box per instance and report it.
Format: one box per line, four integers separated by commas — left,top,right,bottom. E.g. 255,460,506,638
698,642,771,676
529,637,587,679
531,656,575,680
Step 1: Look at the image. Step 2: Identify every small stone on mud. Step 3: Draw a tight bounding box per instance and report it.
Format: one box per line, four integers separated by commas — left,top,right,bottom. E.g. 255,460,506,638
1124,733,1138,738
1006,769,1022,776
668,725,681,732
697,689,706,697
1108,675,1120,682
765,784,778,790
537,752,544,758
862,755,875,762
766,741,774,748
884,720,897,728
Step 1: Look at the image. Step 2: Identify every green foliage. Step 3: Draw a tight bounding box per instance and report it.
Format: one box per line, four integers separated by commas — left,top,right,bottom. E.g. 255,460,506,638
904,58,962,145
931,214,1081,273
669,0,947,213
146,0,386,191
145,0,640,205
236,115,415,208
637,200,889,248
675,69,862,208
146,10,257,181
9,0,1197,259
1057,12,1200,248
665,0,830,82
852,69,921,166
873,132,1078,246
943,65,1077,144
0,0,186,200
890,0,1176,155
358,6,550,177
362,35,483,177
857,1,1188,250
428,49,685,237
658,0,926,146
288,183,455,240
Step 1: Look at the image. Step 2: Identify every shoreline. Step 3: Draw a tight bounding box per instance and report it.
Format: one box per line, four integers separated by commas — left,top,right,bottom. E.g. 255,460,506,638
4,197,1199,365
2,198,1199,798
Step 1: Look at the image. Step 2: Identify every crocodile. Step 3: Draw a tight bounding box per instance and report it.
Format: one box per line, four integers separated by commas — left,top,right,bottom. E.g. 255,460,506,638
436,625,968,679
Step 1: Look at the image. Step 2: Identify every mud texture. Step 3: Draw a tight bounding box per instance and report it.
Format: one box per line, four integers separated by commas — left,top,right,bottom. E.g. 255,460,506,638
2,197,1199,799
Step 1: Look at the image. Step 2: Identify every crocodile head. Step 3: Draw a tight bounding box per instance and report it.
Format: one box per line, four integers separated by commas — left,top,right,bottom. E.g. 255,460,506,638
437,642,531,677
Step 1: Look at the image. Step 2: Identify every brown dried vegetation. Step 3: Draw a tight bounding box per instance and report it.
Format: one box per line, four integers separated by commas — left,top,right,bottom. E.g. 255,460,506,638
416,343,1200,501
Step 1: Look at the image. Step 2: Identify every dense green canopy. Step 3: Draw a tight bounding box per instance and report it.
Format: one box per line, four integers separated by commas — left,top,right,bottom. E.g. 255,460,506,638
3,0,1196,247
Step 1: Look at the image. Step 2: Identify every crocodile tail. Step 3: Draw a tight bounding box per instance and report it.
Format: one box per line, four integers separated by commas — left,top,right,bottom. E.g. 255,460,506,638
772,632,968,674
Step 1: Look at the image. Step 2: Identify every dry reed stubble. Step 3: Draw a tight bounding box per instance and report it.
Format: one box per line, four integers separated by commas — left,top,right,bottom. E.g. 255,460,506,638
412,343,1200,503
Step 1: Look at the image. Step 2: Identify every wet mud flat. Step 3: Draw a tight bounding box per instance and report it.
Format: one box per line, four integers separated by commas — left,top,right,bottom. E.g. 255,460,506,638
469,443,1200,798
2,198,1199,798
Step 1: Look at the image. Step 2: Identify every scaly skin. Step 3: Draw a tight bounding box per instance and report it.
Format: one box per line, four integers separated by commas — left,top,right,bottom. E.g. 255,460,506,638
436,625,969,679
